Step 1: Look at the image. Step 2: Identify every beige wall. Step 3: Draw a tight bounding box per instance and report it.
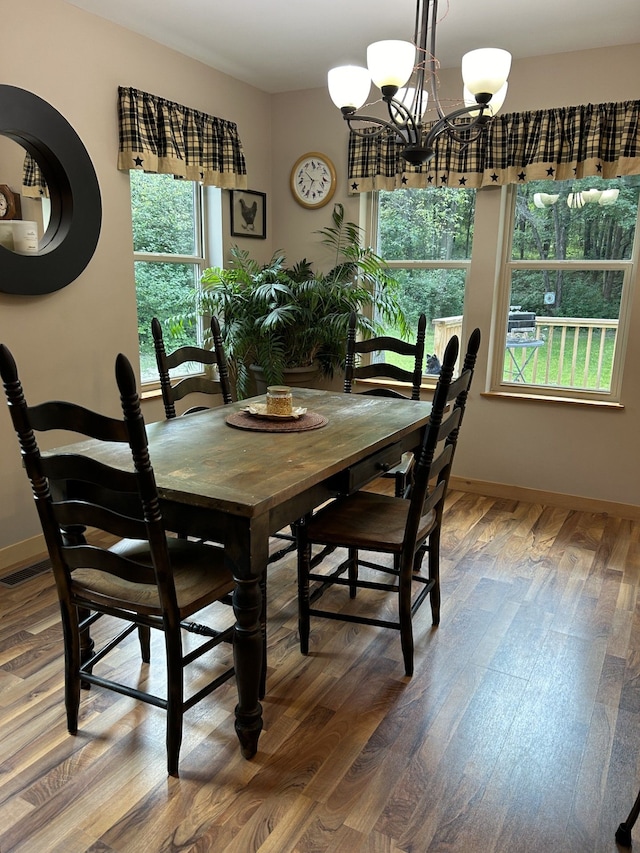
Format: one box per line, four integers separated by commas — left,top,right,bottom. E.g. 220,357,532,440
1,0,639,562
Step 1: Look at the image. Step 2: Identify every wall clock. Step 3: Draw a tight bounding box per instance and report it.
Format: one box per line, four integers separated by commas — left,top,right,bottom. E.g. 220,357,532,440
0,185,22,220
290,152,336,209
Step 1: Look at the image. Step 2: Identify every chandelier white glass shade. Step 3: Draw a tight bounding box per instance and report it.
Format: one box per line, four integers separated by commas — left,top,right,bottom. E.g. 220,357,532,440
535,189,620,209
463,82,508,118
461,48,512,96
328,66,372,111
327,0,512,166
367,40,416,89
533,192,560,208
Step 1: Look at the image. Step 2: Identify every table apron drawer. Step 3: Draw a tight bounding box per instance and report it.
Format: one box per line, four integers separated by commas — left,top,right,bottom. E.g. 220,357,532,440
328,441,403,494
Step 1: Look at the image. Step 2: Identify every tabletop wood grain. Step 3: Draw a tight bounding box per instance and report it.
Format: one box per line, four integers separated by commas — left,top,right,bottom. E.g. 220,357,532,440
58,388,432,519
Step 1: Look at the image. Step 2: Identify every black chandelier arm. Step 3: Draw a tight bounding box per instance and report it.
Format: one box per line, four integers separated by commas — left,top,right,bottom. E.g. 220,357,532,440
384,97,421,142
400,102,492,166
343,111,413,146
423,103,490,147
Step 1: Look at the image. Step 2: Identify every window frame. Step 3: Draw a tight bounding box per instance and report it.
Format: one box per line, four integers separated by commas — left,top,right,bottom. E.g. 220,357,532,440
369,189,474,383
131,178,222,388
490,183,639,404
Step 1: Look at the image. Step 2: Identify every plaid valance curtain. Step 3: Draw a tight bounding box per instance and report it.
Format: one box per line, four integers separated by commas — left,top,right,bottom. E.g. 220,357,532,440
22,153,49,199
348,100,640,193
117,86,247,189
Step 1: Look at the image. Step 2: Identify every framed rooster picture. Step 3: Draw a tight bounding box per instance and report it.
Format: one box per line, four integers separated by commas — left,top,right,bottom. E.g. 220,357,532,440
230,189,266,239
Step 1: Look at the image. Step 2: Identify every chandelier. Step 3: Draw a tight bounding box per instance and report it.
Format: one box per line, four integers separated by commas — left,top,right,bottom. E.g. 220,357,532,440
327,0,511,166
534,189,620,208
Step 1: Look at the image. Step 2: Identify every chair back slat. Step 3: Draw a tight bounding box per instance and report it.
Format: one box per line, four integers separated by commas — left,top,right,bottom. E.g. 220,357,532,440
42,454,136,493
64,544,157,584
164,345,220,370
351,335,426,358
420,477,448,517
169,374,226,404
349,362,423,386
436,406,462,443
54,500,149,542
28,400,129,442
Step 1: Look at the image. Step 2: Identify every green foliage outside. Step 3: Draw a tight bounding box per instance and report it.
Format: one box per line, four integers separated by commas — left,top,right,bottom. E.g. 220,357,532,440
377,178,639,389
131,172,639,389
378,186,476,263
378,188,473,334
511,176,640,320
130,171,201,381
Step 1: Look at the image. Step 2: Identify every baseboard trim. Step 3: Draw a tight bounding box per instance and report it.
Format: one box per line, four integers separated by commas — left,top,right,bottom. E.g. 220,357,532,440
449,476,640,521
0,533,46,573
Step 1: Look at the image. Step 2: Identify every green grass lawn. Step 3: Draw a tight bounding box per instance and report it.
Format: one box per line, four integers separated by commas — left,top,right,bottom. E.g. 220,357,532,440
504,328,615,390
375,325,615,391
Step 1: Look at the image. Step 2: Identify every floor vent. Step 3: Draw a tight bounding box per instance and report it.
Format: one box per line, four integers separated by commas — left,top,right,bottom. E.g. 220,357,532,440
0,558,52,587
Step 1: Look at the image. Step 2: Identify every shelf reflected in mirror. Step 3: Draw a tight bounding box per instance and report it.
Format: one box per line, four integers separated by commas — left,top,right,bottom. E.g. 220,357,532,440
0,136,52,254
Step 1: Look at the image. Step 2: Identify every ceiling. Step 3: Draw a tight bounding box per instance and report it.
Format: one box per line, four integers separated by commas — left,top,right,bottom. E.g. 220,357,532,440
64,0,640,94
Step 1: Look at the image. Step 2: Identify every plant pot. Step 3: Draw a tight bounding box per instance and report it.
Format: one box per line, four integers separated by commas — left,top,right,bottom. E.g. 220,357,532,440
250,363,320,395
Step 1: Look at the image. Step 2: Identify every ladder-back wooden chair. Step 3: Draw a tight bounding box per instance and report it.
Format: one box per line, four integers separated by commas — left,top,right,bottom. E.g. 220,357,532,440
297,328,481,676
344,311,427,497
152,315,233,416
0,344,237,776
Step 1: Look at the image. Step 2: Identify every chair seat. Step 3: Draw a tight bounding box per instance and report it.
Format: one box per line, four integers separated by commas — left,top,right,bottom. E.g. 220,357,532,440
72,538,234,617
306,491,436,553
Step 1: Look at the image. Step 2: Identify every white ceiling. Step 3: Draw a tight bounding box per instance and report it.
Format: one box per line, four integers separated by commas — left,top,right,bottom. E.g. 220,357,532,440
64,0,640,94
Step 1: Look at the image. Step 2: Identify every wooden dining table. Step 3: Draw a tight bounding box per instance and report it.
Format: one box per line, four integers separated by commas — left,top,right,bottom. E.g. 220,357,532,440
61,386,432,759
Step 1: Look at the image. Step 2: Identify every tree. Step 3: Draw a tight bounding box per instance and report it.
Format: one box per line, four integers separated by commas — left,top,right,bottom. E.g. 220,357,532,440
512,177,639,318
130,172,201,373
378,187,474,329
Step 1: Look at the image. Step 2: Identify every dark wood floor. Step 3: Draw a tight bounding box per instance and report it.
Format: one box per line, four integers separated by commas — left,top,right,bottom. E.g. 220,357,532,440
1,491,639,852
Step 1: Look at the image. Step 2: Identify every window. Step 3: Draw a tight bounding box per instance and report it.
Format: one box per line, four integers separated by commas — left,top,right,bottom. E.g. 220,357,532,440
129,171,222,383
493,176,640,401
375,187,476,375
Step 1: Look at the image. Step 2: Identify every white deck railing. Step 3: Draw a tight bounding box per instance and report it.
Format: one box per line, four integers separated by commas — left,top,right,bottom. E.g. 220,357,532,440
432,315,618,390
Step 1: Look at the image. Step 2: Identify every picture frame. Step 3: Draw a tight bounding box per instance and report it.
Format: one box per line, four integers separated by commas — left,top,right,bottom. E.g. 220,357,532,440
230,189,266,239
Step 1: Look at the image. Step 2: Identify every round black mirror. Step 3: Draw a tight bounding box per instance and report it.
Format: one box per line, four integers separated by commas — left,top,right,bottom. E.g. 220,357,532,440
0,86,102,295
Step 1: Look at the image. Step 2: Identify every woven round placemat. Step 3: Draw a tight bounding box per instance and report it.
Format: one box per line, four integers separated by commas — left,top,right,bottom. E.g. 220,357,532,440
225,411,328,432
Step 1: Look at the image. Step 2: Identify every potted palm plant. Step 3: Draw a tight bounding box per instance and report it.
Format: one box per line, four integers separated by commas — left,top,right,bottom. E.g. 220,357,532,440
173,203,406,399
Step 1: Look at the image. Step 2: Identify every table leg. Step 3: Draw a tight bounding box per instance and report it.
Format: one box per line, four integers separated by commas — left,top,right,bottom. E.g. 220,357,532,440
226,515,268,759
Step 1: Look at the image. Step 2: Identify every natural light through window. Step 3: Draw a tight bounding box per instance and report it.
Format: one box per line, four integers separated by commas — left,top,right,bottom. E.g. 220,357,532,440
376,187,475,375
494,176,640,400
129,172,221,383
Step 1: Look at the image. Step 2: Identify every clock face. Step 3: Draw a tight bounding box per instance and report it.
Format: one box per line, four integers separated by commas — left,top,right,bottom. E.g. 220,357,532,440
0,185,20,221
290,153,336,208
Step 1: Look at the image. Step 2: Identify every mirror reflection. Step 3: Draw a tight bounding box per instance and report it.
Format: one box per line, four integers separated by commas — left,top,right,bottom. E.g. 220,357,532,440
0,136,51,254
